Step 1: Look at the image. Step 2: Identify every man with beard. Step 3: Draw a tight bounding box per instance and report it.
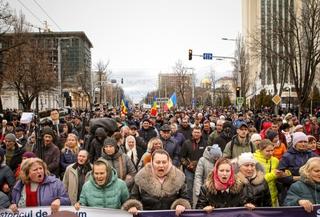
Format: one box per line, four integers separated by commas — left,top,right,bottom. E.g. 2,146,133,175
178,118,192,141
223,122,255,159
212,121,234,152
207,119,224,146
34,127,60,177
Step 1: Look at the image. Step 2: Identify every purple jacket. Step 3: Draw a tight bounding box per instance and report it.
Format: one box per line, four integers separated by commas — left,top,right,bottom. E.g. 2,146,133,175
12,175,71,206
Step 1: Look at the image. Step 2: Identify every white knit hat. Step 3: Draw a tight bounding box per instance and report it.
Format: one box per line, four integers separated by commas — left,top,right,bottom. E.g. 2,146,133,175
250,133,262,143
238,152,257,166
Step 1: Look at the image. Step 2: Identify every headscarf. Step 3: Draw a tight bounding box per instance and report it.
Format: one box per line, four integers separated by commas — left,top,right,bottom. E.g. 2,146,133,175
125,135,138,165
212,158,235,191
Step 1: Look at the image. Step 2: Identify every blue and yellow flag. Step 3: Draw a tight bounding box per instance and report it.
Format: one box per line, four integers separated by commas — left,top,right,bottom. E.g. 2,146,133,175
166,92,177,109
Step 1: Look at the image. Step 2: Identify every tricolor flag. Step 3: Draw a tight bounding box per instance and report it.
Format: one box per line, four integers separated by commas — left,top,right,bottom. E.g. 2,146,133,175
121,98,128,115
150,100,158,116
166,92,177,109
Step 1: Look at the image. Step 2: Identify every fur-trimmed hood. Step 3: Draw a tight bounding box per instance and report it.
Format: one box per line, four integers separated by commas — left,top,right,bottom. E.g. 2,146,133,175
235,163,265,186
204,170,243,195
134,163,185,197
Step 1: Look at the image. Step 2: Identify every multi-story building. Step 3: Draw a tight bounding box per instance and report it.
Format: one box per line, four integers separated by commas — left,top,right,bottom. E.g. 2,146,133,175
242,0,298,96
1,31,93,110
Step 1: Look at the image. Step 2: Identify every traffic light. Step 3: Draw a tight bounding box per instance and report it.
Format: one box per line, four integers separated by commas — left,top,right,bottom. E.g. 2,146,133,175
188,49,192,60
236,87,240,97
121,78,124,84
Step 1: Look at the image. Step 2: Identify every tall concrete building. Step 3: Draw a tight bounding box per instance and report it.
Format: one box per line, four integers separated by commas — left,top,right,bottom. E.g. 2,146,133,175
242,0,298,96
1,31,93,109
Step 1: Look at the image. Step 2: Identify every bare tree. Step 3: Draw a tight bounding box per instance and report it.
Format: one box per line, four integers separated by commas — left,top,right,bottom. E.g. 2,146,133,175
252,0,320,115
2,14,56,111
232,34,251,108
173,60,190,107
95,60,110,104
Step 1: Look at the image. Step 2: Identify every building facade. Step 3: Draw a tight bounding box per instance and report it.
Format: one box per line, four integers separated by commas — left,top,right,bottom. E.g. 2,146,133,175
242,0,297,96
1,31,93,110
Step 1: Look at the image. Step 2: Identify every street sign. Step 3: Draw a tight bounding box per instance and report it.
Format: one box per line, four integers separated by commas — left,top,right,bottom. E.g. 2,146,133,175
272,95,281,105
236,97,244,106
203,53,213,60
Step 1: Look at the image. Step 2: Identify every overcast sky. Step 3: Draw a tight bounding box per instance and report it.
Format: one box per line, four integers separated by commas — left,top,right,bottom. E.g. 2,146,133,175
9,0,241,102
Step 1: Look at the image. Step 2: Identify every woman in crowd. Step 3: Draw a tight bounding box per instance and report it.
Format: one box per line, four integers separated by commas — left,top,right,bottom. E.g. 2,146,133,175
60,133,80,175
125,135,143,170
101,137,136,189
285,157,320,213
277,132,317,205
63,149,92,205
254,139,285,207
138,137,163,170
123,149,190,216
307,135,318,154
193,144,222,207
235,152,272,207
266,131,287,160
10,158,70,213
196,158,254,212
75,158,129,209
113,132,125,153
250,133,262,149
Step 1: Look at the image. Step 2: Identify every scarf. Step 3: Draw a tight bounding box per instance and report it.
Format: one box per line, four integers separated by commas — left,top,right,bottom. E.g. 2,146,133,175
25,183,38,207
212,161,235,191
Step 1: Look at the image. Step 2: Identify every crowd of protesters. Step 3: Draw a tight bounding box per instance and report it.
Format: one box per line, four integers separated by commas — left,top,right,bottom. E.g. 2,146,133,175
0,106,320,215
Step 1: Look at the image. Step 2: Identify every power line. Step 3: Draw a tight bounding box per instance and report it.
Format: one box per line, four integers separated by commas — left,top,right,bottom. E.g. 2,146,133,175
32,0,63,31
16,0,43,25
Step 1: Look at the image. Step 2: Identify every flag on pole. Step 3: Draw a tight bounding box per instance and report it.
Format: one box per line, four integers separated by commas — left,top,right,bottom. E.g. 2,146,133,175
166,92,177,109
150,101,158,116
121,98,128,115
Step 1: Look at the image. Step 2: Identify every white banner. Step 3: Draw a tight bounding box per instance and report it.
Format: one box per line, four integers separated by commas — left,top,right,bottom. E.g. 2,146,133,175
0,206,132,217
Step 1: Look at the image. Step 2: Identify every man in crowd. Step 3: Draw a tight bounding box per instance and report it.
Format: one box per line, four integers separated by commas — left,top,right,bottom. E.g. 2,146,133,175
223,121,255,159
207,119,224,145
138,119,157,144
159,124,180,166
180,126,208,203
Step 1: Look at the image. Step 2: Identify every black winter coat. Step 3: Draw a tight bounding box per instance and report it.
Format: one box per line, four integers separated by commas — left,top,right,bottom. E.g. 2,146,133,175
236,164,272,207
196,171,244,209
138,127,157,144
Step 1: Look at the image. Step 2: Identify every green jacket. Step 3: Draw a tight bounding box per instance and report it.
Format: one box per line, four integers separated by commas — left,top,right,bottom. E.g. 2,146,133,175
79,158,129,209
254,150,279,207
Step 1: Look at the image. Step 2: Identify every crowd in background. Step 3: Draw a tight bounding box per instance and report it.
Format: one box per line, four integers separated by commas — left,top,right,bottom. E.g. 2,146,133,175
0,106,320,215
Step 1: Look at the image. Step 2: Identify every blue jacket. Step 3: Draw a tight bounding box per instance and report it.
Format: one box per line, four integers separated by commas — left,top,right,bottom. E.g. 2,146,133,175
12,175,71,207
278,147,317,185
160,137,180,166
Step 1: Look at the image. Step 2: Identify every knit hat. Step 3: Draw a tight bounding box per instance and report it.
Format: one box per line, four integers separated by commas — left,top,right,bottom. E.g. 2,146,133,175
292,132,308,147
42,127,55,138
238,152,257,166
250,133,262,143
4,133,16,142
104,137,118,148
208,144,222,160
307,135,316,142
22,151,36,158
294,125,304,132
266,130,278,141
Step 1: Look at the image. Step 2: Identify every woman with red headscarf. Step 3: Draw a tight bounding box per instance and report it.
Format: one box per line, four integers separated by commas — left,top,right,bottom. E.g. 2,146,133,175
196,157,254,212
